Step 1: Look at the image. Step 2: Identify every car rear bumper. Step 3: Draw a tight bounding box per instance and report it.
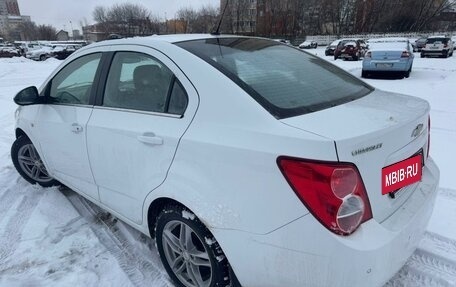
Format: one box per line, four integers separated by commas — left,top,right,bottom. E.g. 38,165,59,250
421,50,448,56
341,53,357,59
363,60,410,72
216,158,439,287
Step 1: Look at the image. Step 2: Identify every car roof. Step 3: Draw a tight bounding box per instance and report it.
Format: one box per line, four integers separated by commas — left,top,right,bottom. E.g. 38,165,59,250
339,38,362,41
428,35,448,39
87,34,244,49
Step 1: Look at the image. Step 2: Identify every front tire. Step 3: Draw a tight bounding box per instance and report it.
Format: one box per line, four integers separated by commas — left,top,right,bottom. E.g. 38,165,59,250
11,136,59,187
155,205,230,287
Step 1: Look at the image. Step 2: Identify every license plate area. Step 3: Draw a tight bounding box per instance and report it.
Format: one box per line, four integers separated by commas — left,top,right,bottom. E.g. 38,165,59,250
376,63,393,68
382,154,423,195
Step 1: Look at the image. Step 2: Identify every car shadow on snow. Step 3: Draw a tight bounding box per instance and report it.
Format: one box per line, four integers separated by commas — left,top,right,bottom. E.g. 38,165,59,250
362,72,409,80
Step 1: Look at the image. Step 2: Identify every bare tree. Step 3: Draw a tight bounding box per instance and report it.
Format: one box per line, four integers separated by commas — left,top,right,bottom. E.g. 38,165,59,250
18,21,38,41
36,25,57,40
92,3,159,37
176,7,198,33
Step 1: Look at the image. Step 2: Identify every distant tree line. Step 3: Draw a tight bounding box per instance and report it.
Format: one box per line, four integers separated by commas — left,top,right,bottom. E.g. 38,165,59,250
18,22,58,41
92,3,161,37
178,0,455,37
91,3,220,36
1,21,57,41
222,0,456,37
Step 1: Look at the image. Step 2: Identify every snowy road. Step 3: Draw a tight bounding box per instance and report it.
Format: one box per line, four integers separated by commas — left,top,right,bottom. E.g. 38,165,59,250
0,48,455,286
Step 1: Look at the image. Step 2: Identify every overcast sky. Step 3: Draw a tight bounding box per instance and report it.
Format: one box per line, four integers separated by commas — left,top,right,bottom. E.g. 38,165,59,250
19,0,219,32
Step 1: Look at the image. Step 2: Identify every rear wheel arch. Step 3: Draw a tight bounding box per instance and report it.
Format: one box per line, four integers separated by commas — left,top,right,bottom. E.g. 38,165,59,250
15,128,28,140
149,198,239,286
147,197,192,238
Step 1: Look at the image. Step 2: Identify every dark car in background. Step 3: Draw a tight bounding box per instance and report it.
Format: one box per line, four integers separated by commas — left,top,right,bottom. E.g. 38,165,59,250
0,45,20,58
334,39,367,61
325,39,341,56
52,45,80,60
415,37,427,52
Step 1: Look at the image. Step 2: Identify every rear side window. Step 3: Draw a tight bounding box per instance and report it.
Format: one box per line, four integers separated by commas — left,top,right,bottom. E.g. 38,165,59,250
103,52,188,115
177,38,372,119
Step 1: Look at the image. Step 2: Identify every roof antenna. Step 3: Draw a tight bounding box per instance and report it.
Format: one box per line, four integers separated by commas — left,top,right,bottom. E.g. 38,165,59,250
211,0,229,35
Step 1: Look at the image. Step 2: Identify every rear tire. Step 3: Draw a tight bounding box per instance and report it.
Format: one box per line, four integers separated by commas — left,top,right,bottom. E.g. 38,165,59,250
155,205,231,287
404,69,411,78
361,70,368,78
11,136,59,187
420,53,425,58
39,55,46,61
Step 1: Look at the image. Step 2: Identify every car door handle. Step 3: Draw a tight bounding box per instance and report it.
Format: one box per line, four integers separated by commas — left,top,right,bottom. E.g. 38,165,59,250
137,133,163,146
71,123,83,134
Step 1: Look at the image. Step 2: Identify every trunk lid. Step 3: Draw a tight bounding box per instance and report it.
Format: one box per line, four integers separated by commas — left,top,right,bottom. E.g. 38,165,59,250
371,50,403,60
281,90,430,223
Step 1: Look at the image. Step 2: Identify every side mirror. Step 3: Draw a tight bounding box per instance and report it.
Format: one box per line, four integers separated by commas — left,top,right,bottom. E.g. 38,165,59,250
13,86,43,106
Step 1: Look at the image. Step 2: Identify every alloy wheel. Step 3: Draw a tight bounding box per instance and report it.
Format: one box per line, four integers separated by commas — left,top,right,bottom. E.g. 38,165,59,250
17,143,53,183
162,220,212,287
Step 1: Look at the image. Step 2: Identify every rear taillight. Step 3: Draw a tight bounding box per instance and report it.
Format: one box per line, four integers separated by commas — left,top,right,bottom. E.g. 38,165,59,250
401,51,410,58
365,51,372,58
277,157,373,236
427,116,431,158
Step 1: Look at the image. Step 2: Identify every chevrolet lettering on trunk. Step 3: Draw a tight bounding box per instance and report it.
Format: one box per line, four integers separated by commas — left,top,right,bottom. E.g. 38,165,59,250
351,143,383,156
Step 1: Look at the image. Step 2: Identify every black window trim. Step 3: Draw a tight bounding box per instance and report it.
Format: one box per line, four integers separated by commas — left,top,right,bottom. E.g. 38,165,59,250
94,50,189,118
176,37,373,119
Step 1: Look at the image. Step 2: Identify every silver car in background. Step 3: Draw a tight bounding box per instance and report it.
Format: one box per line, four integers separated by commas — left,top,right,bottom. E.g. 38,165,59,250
421,36,454,58
362,38,414,79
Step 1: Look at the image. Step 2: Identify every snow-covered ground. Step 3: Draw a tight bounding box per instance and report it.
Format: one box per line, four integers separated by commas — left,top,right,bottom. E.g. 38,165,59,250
0,48,455,286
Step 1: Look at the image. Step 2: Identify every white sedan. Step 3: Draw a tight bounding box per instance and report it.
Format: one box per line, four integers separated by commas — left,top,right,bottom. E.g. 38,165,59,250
11,34,439,287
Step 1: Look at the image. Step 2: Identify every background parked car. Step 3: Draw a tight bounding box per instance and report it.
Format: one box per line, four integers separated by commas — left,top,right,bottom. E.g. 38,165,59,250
325,39,341,56
362,38,414,79
52,44,80,60
414,37,428,52
299,40,318,49
421,36,454,58
334,38,367,60
0,45,20,58
25,45,53,61
274,39,291,45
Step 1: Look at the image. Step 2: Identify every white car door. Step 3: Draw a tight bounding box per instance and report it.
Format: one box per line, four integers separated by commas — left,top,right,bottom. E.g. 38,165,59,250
86,47,198,224
35,52,102,200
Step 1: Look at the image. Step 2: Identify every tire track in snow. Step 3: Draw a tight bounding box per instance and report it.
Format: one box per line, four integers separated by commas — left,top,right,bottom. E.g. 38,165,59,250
63,190,171,287
438,188,456,201
0,187,44,266
0,186,21,224
385,231,456,287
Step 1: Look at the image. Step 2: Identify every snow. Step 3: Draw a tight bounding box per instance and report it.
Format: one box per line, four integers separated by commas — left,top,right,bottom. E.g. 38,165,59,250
0,49,455,286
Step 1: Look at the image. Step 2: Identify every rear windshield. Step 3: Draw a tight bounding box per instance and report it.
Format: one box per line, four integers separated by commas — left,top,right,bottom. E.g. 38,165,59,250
427,38,448,44
176,38,372,119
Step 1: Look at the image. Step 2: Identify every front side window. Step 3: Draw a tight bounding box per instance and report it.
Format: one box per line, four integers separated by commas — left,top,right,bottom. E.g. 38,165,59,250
177,38,372,119
103,52,187,115
49,53,101,105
